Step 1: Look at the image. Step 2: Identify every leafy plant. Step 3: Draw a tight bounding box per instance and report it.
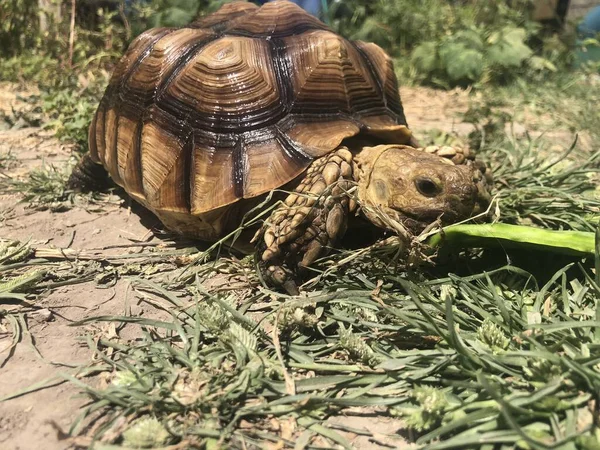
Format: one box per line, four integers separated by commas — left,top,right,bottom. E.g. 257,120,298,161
0,53,61,86
41,72,109,148
329,0,567,86
0,0,39,57
411,25,559,86
142,0,230,29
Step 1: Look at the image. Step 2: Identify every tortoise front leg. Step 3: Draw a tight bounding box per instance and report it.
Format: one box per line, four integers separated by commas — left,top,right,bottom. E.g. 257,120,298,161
254,147,356,294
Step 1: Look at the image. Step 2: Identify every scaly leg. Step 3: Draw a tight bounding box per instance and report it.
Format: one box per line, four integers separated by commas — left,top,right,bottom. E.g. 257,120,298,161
254,147,356,294
67,153,111,192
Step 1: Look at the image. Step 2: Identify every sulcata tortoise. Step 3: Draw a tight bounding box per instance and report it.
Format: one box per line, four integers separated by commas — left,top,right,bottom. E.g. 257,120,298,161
69,0,492,292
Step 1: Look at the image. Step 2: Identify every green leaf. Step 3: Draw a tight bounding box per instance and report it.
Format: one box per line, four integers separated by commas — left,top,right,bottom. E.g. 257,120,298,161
487,27,533,68
162,8,194,27
453,29,485,52
528,55,557,72
411,42,439,74
439,42,484,82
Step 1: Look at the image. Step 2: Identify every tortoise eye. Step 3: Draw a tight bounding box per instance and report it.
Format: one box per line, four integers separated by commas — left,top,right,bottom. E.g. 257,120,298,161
415,177,441,197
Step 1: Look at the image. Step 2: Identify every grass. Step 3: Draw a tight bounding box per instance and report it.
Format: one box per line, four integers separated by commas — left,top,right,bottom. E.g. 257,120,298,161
0,157,121,212
1,162,76,211
0,121,599,447
485,138,600,231
0,151,17,170
483,70,600,142
5,231,600,447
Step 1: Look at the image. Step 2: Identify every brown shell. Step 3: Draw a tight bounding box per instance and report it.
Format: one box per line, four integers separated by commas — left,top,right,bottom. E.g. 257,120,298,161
89,0,411,229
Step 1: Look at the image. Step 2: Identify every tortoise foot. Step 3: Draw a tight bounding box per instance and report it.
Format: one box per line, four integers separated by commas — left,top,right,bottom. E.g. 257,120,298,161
67,153,111,192
261,264,300,296
254,147,356,292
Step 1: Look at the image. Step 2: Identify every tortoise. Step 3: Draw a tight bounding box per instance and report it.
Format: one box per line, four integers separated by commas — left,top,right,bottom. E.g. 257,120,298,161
69,0,492,292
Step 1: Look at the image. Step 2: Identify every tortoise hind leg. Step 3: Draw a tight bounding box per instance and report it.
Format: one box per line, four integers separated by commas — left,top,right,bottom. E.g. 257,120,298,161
254,147,356,294
67,153,111,192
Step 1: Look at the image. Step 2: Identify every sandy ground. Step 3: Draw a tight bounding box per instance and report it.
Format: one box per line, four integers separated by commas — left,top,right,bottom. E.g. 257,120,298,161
0,81,586,449
0,83,171,449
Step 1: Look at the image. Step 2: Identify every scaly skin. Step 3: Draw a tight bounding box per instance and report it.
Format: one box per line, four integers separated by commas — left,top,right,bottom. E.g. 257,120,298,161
67,153,111,192
256,144,492,294
422,145,493,210
255,147,356,294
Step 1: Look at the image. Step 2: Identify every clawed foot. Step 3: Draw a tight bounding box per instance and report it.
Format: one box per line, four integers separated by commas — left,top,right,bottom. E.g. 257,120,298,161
254,148,356,293
261,264,300,295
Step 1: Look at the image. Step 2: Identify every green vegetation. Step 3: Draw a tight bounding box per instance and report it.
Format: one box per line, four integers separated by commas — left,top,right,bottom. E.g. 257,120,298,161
1,0,600,448
62,259,600,448
329,0,574,86
1,132,599,447
0,0,39,57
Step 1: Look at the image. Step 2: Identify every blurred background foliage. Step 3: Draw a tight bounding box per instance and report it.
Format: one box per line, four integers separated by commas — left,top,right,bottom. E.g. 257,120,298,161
0,0,598,145
1,0,596,87
327,0,578,86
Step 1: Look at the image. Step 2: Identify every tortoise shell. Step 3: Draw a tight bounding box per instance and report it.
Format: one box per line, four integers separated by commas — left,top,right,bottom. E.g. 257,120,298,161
89,0,412,237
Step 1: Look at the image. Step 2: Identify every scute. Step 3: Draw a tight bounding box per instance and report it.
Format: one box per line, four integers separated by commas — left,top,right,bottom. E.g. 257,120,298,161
354,41,405,119
109,28,173,89
140,108,192,213
166,36,283,130
90,0,412,236
225,1,328,37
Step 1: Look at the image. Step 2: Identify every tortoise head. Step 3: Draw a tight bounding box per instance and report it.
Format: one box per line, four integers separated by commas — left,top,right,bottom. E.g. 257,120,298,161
354,144,491,234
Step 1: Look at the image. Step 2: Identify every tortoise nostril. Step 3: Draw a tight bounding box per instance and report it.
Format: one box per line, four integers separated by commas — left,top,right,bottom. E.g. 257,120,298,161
415,177,441,197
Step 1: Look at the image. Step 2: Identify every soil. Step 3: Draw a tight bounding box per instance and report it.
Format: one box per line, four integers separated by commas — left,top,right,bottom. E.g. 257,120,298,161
0,81,585,450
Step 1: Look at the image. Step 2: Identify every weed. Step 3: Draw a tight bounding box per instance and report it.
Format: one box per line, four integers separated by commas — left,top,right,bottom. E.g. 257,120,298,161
0,151,17,171
0,53,61,87
2,162,74,211
411,26,558,86
56,254,600,448
41,72,109,148
0,0,39,57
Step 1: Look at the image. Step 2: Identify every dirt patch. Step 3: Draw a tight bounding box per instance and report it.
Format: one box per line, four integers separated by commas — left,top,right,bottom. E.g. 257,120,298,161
400,85,474,136
0,82,40,116
0,128,73,178
0,84,176,448
400,85,590,153
0,197,177,449
0,282,123,449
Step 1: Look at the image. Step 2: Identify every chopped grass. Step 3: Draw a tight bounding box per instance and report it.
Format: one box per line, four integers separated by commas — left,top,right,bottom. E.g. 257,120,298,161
56,256,600,448
2,129,596,448
482,135,600,231
1,81,600,447
3,162,75,211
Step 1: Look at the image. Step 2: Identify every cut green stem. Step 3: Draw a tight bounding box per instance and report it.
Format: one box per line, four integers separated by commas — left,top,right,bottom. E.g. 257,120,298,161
427,223,596,257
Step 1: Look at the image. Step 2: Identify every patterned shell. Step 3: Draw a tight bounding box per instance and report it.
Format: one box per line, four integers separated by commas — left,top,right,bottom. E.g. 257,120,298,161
89,0,412,218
